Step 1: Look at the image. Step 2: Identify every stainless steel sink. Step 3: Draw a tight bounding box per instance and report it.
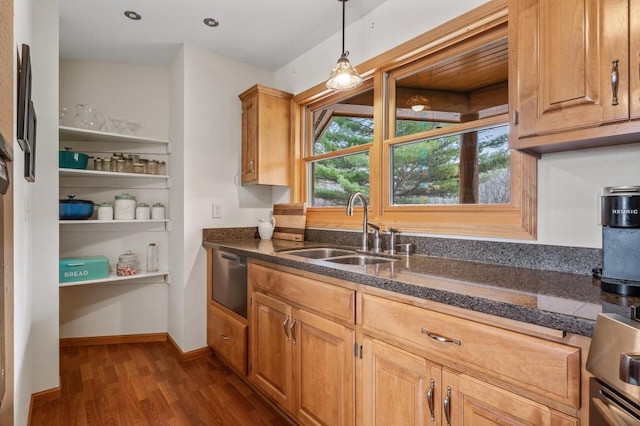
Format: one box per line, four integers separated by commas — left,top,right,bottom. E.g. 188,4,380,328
280,247,356,259
325,254,396,265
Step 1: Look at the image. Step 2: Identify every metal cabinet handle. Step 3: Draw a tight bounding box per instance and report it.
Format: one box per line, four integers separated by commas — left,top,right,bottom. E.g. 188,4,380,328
426,379,435,421
249,159,255,173
290,318,297,345
443,386,452,426
421,328,461,346
219,333,230,340
611,59,619,106
283,316,290,341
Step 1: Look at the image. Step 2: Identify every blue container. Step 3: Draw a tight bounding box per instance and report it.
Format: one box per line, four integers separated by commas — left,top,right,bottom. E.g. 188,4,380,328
59,256,109,283
59,195,95,220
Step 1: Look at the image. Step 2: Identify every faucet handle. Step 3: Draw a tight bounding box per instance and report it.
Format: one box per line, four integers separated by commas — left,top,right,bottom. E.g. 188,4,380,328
367,222,380,231
387,227,399,254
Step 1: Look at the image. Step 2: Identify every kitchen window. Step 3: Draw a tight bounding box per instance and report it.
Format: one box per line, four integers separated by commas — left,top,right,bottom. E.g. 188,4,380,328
291,2,537,239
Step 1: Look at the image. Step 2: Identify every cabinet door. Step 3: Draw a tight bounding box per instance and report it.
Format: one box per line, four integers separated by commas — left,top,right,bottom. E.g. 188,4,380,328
442,370,578,426
250,292,293,411
510,0,628,142
292,308,355,426
361,337,441,426
241,93,259,184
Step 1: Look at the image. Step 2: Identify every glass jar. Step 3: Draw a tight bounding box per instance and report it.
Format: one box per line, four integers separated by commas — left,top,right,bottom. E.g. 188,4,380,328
102,157,111,172
151,203,165,220
146,243,159,272
136,203,150,220
115,158,125,172
133,162,145,174
140,159,149,174
93,157,103,171
147,160,157,175
156,160,166,175
97,202,113,220
124,157,134,173
110,156,119,172
114,193,136,220
116,250,139,276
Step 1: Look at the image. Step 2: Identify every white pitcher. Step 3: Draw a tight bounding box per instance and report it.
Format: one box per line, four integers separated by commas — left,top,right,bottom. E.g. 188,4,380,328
258,216,276,240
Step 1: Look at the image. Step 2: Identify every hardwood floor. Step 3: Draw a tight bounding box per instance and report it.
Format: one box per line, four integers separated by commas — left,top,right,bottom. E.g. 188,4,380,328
30,342,290,425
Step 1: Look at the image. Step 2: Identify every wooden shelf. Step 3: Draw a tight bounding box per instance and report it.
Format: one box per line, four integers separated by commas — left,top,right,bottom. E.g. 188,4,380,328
59,168,169,179
59,126,170,145
59,270,169,287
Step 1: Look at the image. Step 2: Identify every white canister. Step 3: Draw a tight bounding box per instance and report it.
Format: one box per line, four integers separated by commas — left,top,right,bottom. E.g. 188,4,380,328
151,203,165,220
136,203,151,220
114,194,136,220
97,202,113,220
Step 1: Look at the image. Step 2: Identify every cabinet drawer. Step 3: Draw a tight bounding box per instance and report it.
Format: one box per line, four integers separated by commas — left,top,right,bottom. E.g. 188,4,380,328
249,263,355,324
361,293,580,409
207,302,247,375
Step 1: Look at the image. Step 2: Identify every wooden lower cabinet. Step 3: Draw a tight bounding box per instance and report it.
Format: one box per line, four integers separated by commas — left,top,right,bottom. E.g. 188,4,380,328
360,335,578,426
206,302,248,375
250,291,356,425
361,337,441,425
244,261,585,425
444,370,578,426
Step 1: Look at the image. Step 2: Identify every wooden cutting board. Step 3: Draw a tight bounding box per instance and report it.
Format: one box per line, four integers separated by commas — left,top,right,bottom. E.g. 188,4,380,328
272,203,307,241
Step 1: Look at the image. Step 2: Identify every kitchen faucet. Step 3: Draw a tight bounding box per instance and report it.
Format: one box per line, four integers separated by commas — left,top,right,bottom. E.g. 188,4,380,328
346,191,369,251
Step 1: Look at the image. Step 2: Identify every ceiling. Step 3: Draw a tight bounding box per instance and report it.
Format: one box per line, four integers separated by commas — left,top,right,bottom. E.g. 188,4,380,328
59,0,388,70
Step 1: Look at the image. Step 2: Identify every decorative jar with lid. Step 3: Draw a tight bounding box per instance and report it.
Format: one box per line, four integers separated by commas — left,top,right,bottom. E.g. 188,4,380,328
151,203,165,220
136,203,151,220
114,193,136,220
116,250,139,276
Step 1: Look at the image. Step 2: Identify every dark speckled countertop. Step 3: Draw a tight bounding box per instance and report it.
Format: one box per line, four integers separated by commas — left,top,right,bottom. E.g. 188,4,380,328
202,238,640,337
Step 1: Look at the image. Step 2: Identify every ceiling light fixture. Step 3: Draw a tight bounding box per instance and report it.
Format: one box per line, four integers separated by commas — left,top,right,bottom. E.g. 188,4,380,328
406,94,430,112
123,10,142,21
326,0,363,91
203,18,219,28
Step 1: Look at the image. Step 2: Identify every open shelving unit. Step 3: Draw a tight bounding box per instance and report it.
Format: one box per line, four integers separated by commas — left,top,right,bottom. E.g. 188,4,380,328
59,126,171,287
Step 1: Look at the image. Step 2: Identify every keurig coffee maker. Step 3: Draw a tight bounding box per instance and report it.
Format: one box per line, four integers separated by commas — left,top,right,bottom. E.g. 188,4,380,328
600,186,640,296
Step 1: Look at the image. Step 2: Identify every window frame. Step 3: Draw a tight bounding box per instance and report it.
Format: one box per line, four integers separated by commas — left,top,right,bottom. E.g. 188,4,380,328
291,0,537,239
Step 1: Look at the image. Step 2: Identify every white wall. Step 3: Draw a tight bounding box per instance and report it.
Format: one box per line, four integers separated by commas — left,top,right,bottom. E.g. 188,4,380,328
14,0,60,424
274,0,640,249
169,44,274,352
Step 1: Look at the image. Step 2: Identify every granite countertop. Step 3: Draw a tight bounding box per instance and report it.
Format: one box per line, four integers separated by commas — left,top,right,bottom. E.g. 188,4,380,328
202,238,640,337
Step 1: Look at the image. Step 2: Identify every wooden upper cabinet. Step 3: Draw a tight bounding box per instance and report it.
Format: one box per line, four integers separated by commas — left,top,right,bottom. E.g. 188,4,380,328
509,0,632,152
239,85,292,186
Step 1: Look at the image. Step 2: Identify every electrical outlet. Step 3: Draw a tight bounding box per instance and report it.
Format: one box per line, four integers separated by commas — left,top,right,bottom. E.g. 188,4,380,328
212,204,222,219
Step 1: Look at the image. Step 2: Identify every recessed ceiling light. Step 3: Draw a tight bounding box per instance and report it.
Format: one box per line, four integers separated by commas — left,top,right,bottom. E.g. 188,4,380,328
203,18,219,28
124,10,142,20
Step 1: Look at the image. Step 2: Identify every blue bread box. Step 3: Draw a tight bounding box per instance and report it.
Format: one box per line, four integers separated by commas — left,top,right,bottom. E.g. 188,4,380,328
59,256,110,283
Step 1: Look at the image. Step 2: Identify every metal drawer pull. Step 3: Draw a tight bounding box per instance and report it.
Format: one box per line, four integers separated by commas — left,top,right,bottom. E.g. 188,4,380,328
290,318,297,345
427,379,435,421
421,328,461,345
443,386,452,426
283,316,290,341
611,59,619,106
219,333,230,340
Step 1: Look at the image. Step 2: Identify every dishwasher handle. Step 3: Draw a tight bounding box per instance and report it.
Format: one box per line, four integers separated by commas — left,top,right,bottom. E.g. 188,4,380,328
220,252,247,266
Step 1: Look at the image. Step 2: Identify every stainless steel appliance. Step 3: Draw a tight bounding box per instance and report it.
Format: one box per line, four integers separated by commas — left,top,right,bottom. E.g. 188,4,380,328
600,186,640,296
586,312,640,425
211,249,247,318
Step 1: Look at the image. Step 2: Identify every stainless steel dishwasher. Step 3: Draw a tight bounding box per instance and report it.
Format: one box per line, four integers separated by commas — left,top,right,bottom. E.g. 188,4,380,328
211,249,247,318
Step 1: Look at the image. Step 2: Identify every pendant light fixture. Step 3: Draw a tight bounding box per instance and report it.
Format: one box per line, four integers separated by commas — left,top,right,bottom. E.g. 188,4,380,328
326,0,363,91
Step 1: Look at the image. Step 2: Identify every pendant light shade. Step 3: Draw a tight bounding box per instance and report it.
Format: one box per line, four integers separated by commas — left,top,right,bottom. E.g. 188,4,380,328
326,0,363,91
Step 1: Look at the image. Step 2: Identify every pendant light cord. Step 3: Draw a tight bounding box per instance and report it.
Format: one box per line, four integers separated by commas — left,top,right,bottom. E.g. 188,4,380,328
341,0,346,56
